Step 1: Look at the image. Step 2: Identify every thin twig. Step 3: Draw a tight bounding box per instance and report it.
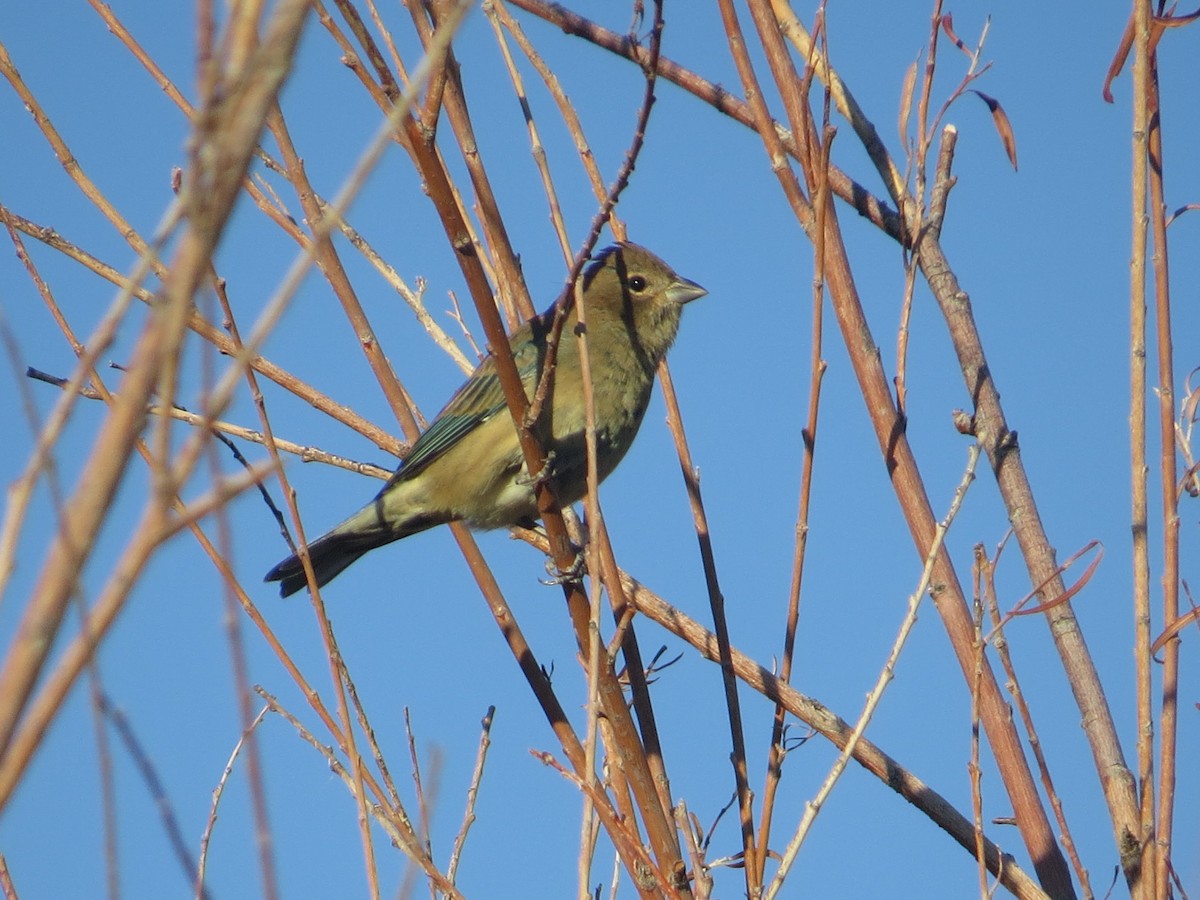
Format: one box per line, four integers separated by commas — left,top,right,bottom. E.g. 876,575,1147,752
659,356,755,890
23,367,393,479
404,708,437,879
256,688,462,898
970,546,991,897
196,706,269,900
764,443,982,899
448,706,494,885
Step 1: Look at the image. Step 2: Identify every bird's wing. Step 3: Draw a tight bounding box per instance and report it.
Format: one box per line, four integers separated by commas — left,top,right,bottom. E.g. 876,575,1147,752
381,330,543,487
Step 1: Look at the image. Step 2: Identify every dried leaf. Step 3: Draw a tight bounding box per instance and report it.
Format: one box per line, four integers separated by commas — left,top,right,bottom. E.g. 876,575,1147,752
1103,13,1134,103
1011,541,1103,618
1156,5,1200,28
940,14,970,56
1103,7,1199,103
1151,601,1200,655
1166,202,1200,227
971,90,1018,170
1179,459,1200,499
898,57,918,143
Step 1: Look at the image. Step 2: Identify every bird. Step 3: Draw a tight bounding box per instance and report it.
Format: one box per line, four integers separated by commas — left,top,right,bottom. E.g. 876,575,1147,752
265,242,706,597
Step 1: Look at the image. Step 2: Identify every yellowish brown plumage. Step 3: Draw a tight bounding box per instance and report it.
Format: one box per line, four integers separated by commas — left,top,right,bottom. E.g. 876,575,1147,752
265,242,705,596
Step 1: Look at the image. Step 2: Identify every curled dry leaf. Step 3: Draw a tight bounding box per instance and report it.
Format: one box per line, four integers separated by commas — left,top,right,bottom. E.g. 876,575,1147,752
970,89,1018,170
1158,4,1200,27
1179,459,1200,499
1011,540,1104,618
940,14,970,56
1103,6,1199,103
1166,202,1200,227
1150,603,1200,655
1102,14,1134,103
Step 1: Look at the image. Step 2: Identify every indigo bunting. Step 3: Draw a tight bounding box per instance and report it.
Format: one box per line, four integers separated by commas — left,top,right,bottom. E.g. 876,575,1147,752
265,242,706,596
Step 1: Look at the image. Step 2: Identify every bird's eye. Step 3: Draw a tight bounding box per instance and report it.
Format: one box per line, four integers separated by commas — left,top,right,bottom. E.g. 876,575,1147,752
628,275,648,292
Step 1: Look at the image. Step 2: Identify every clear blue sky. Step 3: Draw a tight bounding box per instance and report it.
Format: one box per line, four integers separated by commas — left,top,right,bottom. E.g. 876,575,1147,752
1,2,1197,897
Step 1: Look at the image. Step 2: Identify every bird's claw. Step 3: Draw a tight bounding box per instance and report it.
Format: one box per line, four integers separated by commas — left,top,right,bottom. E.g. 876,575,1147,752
540,549,587,586
517,451,557,488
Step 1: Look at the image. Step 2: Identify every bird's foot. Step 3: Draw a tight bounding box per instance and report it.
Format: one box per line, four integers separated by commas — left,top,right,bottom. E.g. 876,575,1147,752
516,451,557,488
540,548,587,586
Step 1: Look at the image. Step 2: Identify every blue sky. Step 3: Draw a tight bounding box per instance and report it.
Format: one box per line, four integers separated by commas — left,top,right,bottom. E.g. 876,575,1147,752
1,2,1197,898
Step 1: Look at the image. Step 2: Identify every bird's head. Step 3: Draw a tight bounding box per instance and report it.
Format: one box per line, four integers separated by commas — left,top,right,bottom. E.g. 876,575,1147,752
581,242,706,367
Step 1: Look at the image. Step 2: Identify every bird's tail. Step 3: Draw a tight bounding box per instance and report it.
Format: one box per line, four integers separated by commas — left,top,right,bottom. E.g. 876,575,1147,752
265,496,443,597
264,529,387,597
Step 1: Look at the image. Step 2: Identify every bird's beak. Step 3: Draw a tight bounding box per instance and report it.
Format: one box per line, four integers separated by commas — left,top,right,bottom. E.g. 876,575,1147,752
667,277,707,305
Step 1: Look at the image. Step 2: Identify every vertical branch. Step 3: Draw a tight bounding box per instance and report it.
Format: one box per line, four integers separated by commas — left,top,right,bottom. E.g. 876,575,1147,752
757,218,827,886
1128,2,1156,897
447,706,493,886
756,26,831,879
1143,23,1179,900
